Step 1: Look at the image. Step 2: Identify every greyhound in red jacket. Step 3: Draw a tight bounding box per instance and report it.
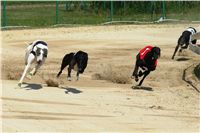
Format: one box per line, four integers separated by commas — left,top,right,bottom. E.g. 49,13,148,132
131,46,161,86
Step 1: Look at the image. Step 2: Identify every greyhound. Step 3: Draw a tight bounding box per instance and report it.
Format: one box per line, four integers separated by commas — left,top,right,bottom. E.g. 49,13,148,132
131,46,161,86
57,50,88,81
172,27,197,59
18,40,48,87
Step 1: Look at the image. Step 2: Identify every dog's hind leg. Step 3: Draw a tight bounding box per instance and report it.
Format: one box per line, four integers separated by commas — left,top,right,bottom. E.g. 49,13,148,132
57,53,74,78
67,58,76,81
172,35,185,59
67,67,72,81
18,54,35,87
132,66,139,82
172,44,180,59
131,54,141,82
76,71,79,81
131,60,139,82
138,70,150,86
57,62,68,78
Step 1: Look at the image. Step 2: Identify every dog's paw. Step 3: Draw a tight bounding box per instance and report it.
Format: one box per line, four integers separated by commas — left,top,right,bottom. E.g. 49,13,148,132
135,78,139,82
67,77,71,81
131,75,139,82
16,83,22,89
26,73,33,80
18,83,22,86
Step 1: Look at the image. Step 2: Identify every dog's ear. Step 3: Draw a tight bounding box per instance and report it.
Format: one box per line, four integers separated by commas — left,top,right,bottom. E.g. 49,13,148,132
43,49,48,57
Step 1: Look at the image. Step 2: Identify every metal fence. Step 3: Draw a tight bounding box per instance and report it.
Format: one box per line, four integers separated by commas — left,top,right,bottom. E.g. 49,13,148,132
1,1,200,28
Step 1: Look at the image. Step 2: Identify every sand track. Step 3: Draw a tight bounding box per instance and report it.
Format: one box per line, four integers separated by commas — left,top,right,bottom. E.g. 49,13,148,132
1,24,200,132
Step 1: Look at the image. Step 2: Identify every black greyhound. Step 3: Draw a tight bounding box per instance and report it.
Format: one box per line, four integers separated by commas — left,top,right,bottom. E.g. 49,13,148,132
131,46,161,86
172,27,197,59
57,51,88,81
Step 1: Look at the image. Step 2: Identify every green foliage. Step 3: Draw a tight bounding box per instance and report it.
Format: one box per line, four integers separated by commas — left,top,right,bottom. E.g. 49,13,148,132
1,1,200,27
5,6,55,27
2,1,55,5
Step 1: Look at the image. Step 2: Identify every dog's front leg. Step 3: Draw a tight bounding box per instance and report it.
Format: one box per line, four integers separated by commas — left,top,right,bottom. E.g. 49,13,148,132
76,71,79,81
138,70,150,86
27,67,36,79
29,58,46,77
18,64,30,87
18,54,35,87
67,67,72,81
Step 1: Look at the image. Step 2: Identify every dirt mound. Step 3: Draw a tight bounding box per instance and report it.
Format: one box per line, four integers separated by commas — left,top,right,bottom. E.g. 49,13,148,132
92,64,132,84
2,59,24,80
2,59,63,87
183,63,200,92
44,78,59,87
194,63,200,79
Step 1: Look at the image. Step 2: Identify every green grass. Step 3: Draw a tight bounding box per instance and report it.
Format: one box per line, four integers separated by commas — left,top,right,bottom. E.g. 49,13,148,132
59,10,108,25
2,5,111,27
166,6,200,21
1,2,200,28
2,6,157,28
4,6,56,27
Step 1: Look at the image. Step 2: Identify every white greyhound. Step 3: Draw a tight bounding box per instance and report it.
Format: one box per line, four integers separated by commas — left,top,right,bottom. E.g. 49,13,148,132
18,40,48,87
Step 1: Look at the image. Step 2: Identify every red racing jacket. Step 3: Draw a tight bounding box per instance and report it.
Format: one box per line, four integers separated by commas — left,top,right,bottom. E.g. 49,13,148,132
139,45,157,69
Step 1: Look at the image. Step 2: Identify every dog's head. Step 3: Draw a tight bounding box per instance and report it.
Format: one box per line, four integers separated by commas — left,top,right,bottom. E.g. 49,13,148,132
151,47,161,60
76,52,88,73
35,47,48,64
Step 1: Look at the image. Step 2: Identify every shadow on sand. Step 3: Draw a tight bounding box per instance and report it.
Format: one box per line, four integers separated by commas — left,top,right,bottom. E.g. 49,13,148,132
176,57,190,61
23,83,43,90
60,87,82,94
131,86,153,91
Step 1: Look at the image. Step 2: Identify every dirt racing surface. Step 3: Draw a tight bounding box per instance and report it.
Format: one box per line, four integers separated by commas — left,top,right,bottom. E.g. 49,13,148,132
1,24,200,132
